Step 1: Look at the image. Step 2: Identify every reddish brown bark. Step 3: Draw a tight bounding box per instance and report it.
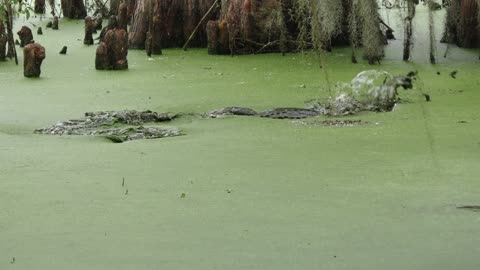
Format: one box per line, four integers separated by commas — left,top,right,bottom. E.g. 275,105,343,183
128,0,217,50
207,0,289,54
96,29,129,70
24,43,46,77
458,0,479,47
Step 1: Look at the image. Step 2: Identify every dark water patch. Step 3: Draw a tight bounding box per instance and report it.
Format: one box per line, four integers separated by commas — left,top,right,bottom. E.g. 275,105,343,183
457,206,480,212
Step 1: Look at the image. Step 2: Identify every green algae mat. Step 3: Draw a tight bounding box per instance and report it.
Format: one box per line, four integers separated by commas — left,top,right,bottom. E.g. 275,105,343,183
1,16,480,270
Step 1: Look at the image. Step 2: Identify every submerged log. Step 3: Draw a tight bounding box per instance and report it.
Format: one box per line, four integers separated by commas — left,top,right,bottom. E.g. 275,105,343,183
23,43,46,78
96,29,128,70
17,26,34,47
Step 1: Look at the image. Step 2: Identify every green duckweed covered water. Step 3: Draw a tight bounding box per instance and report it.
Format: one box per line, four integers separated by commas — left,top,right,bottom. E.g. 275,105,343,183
1,7,480,269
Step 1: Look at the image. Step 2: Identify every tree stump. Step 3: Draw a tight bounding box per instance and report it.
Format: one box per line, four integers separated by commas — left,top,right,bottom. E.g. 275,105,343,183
35,0,46,14
17,26,34,47
52,16,59,30
84,16,95,45
23,43,46,78
95,29,128,70
0,21,6,61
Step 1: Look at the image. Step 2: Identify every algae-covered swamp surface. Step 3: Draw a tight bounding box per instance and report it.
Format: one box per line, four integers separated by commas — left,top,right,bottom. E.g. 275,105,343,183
1,6,480,270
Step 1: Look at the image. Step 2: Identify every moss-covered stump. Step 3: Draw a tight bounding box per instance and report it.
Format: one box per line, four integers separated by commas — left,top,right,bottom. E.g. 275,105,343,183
17,26,34,47
95,29,129,70
23,43,46,78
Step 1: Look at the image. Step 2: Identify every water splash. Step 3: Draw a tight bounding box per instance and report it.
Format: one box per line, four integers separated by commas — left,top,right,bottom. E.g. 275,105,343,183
325,70,413,115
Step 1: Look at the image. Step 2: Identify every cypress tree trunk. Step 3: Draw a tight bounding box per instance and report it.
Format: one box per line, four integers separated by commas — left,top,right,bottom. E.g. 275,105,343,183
458,0,479,47
128,0,149,49
428,2,436,64
110,0,121,15
403,0,415,61
0,21,7,61
128,0,217,50
35,0,46,14
61,0,87,19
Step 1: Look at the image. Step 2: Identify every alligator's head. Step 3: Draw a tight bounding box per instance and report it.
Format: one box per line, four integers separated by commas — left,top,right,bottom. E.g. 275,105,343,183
392,76,413,90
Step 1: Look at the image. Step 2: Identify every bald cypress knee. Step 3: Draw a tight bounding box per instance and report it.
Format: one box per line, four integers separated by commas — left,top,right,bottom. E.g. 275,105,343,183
24,43,46,77
84,16,95,45
96,29,128,70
